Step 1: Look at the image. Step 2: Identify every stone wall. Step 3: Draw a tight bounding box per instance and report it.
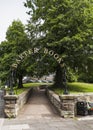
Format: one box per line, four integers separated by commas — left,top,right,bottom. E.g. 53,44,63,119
17,88,32,110
0,90,5,117
4,88,33,118
4,87,93,118
59,95,77,117
75,93,93,102
46,89,93,118
46,89,62,115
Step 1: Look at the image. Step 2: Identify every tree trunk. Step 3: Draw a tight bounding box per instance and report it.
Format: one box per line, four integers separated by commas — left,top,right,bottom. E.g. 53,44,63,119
18,74,23,88
54,65,64,88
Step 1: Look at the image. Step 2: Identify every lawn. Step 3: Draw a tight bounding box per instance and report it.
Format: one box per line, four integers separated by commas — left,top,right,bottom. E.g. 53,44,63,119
8,82,52,95
23,82,50,87
50,82,93,95
68,82,93,93
6,82,93,95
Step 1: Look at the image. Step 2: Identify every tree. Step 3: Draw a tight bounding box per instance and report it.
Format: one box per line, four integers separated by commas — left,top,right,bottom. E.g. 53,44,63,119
0,20,29,88
24,0,93,87
0,41,15,85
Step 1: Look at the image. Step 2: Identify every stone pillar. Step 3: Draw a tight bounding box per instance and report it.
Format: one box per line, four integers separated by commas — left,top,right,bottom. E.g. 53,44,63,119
59,95,76,118
4,95,18,118
0,90,5,117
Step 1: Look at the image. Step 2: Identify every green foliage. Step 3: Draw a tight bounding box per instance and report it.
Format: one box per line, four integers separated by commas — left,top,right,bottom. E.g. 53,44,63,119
1,0,93,91
6,20,25,41
67,68,78,82
0,20,29,87
78,57,93,83
6,20,29,54
25,0,93,84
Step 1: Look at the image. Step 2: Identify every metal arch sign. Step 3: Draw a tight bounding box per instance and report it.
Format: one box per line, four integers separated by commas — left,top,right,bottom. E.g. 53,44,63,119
10,47,68,95
11,47,64,69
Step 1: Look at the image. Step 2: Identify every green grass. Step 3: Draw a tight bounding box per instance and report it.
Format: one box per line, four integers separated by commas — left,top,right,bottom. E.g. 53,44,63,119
6,82,52,95
6,86,30,95
51,82,93,95
6,82,93,95
23,82,50,87
68,82,93,93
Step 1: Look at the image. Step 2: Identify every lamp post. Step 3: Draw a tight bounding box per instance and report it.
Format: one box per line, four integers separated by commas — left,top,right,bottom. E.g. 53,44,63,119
63,67,69,95
9,69,14,95
4,85,8,95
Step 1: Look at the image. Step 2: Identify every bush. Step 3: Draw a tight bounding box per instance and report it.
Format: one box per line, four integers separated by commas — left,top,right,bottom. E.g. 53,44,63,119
78,74,93,83
67,68,78,82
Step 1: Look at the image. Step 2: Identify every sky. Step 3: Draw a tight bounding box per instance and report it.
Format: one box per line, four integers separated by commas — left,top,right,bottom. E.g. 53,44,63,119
0,0,29,42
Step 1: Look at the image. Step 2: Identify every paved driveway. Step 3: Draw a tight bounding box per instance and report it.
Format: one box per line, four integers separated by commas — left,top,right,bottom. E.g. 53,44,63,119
1,87,93,130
